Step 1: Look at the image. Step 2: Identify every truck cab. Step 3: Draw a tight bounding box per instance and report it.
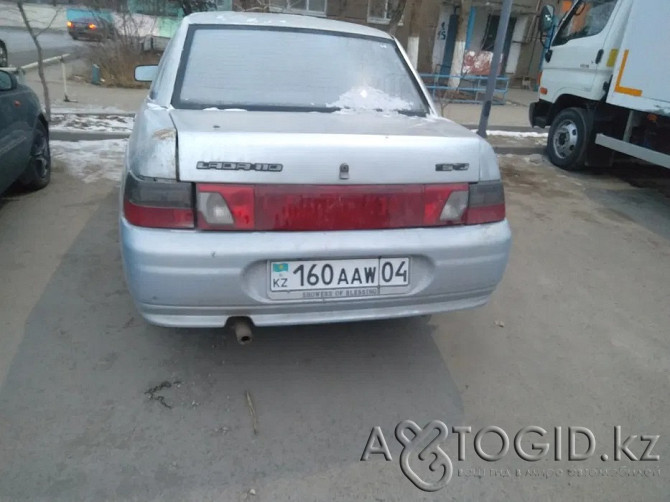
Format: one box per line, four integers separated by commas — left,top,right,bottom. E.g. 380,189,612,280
530,0,670,171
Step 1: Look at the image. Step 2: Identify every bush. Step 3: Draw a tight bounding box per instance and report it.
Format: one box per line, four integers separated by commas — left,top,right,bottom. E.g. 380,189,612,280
87,41,160,88
85,13,162,88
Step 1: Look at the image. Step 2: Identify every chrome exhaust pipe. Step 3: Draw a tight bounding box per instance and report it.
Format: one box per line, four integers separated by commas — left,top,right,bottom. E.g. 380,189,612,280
231,318,254,345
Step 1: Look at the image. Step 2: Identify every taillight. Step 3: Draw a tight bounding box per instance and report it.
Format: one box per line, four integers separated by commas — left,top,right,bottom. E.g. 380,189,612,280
67,21,73,28
197,185,254,230
123,172,195,229
89,23,97,29
464,181,505,224
196,183,504,231
424,184,469,225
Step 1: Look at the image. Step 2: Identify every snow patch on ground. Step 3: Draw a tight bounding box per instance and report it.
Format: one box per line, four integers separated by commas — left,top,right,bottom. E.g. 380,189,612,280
50,114,134,133
52,105,132,114
480,130,548,138
51,139,127,184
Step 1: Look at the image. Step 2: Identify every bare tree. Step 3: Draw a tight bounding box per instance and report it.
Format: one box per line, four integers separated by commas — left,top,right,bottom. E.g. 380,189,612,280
181,0,214,14
449,0,472,85
387,0,408,37
17,1,51,121
233,0,270,12
405,0,423,67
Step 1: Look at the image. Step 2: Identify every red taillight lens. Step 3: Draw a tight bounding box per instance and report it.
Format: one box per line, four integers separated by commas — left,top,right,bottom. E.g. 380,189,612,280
123,172,194,229
67,21,73,27
196,183,491,231
89,23,97,29
464,181,505,224
255,184,428,231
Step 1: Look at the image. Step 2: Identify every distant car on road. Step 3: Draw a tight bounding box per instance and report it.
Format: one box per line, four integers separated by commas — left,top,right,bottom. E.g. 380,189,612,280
0,70,50,194
67,17,116,41
121,12,511,330
0,39,7,67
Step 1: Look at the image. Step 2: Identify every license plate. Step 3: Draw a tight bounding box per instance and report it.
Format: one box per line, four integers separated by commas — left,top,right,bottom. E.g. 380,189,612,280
268,258,410,300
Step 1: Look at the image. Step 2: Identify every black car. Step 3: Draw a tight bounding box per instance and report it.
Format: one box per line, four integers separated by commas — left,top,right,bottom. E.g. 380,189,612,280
0,70,51,194
67,17,116,41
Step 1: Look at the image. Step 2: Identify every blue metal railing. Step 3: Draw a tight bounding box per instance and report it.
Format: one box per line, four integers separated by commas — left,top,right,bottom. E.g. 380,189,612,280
419,73,510,105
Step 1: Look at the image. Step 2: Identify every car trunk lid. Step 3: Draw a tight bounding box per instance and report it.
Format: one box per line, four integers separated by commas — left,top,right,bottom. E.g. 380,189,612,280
170,110,483,185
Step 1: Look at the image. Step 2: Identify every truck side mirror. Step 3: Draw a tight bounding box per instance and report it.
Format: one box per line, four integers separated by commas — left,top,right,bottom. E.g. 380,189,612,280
538,5,555,35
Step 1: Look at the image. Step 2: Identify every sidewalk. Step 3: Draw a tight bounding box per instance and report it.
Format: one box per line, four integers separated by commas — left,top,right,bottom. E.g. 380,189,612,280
441,88,536,129
22,57,543,156
27,60,539,124
23,59,146,113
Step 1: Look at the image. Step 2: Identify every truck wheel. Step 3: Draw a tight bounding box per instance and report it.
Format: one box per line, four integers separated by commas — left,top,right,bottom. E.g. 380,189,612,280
547,108,590,171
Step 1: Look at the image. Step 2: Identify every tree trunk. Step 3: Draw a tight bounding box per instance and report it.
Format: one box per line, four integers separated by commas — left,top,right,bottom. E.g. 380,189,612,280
17,1,51,122
387,0,408,37
449,0,472,87
406,0,423,68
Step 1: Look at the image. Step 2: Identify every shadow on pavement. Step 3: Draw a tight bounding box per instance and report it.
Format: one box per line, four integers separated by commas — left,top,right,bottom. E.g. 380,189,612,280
0,192,464,501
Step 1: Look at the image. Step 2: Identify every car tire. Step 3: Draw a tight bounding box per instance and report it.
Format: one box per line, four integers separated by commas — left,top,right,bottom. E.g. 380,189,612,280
547,107,590,171
70,33,78,40
19,122,51,191
0,42,7,67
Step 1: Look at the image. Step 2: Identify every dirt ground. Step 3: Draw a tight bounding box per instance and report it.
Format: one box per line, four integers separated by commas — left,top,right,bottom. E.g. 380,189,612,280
0,149,668,501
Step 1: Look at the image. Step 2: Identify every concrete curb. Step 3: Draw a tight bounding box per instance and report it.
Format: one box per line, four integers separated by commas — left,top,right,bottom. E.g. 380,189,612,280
461,124,540,133
51,130,131,141
495,146,545,156
51,111,136,117
49,115,538,130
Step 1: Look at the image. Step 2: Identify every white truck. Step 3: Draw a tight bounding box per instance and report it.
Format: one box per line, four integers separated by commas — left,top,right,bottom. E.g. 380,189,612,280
530,0,670,171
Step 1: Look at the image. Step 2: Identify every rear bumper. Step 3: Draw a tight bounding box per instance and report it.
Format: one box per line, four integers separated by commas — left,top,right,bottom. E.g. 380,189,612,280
120,219,512,327
68,27,101,38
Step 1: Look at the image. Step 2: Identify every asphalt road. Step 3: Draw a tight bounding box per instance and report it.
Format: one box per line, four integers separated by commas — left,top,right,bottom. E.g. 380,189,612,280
0,150,668,501
0,27,85,67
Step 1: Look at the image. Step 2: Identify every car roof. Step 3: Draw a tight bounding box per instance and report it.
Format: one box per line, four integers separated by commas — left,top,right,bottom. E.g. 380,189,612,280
184,11,393,40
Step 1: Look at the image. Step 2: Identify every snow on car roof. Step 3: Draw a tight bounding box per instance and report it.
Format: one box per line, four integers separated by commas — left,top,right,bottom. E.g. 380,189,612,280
184,11,393,40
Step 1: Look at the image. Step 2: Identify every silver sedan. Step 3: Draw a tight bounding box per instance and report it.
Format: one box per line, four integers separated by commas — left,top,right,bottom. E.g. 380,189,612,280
120,12,511,329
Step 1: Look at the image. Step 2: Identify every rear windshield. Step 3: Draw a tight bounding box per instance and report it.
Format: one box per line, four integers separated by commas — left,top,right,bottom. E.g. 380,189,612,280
172,26,428,115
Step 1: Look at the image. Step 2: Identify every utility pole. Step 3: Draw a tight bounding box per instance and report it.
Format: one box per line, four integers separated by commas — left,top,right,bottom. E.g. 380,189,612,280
476,0,513,138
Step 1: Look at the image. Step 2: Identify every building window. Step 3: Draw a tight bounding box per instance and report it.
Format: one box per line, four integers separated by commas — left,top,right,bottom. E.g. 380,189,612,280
270,0,327,15
367,0,403,25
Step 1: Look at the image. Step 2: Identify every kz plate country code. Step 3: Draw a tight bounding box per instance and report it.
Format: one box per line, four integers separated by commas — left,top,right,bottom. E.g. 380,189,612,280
269,258,411,300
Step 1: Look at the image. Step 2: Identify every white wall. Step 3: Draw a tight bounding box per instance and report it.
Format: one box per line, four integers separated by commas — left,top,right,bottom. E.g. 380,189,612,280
505,15,529,74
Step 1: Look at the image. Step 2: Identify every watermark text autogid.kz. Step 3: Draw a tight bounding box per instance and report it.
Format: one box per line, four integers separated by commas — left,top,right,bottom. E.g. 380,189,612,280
362,425,660,463
361,421,661,492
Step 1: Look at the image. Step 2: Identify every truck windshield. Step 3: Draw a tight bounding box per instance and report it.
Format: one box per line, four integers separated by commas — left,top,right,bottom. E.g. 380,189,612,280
553,0,618,46
172,27,429,115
